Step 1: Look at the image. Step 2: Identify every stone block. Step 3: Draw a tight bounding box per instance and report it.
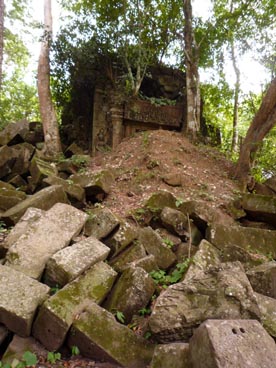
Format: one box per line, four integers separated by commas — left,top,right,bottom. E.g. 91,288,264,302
246,261,276,298
104,266,155,324
44,236,110,287
2,335,48,366
189,319,276,368
0,265,49,337
150,343,190,368
127,255,158,273
206,224,276,258
43,175,85,202
109,242,147,272
145,191,177,214
104,221,138,258
84,207,120,239
33,261,117,351
241,193,276,227
29,157,58,189
5,203,88,279
67,302,154,368
255,292,276,338
11,143,35,176
0,187,26,211
148,262,260,342
139,227,176,270
1,185,69,225
0,119,29,146
0,145,18,179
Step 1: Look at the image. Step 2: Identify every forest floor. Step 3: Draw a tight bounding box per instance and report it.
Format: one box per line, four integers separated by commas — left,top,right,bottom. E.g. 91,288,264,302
2,129,242,368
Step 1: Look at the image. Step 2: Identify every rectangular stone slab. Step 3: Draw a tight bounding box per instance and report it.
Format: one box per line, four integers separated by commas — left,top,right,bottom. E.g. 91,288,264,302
44,236,110,287
5,203,88,279
0,265,49,337
67,302,154,368
32,261,117,351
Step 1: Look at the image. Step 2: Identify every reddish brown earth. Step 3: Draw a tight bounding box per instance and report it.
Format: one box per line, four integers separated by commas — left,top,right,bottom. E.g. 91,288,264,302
1,130,241,368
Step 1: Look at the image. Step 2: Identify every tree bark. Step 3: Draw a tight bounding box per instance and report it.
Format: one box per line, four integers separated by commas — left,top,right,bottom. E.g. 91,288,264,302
234,77,276,188
0,0,4,90
183,0,200,138
37,0,62,157
230,39,240,153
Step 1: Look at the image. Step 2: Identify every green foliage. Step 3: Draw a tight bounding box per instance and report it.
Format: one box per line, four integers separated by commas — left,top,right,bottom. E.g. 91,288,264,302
175,198,184,208
71,345,80,356
138,307,151,316
112,310,125,324
0,351,38,368
162,238,174,249
47,352,61,364
50,285,60,295
150,258,192,287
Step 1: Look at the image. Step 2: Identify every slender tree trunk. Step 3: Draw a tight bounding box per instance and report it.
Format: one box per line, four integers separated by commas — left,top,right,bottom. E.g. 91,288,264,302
183,0,200,138
230,40,240,153
234,77,276,188
37,0,62,157
0,0,4,90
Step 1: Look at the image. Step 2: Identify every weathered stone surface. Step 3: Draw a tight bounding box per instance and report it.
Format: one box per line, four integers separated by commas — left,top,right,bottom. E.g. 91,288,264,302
12,143,35,176
104,266,155,324
148,262,260,342
127,255,158,273
144,190,177,214
189,319,276,368
175,242,198,262
264,177,276,193
184,240,221,282
241,193,276,227
255,292,276,338
1,185,69,225
8,175,28,191
5,203,88,279
109,242,147,272
65,142,86,157
33,262,117,351
70,169,114,198
0,208,45,257
104,221,138,258
84,207,120,239
2,335,48,366
206,224,276,258
43,175,85,202
246,261,276,298
0,187,26,211
0,119,29,146
253,182,276,197
0,181,15,191
67,302,154,368
178,200,234,231
29,157,58,189
150,343,190,368
139,227,176,270
44,236,110,287
0,265,49,337
162,173,183,187
160,207,202,245
0,145,18,178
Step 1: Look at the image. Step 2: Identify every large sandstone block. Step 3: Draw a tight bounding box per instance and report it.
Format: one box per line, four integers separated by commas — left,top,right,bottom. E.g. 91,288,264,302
0,145,18,178
246,261,276,298
84,207,120,239
206,224,276,258
0,119,29,146
148,262,260,342
67,302,154,368
5,203,88,279
241,193,276,227
11,143,35,176
139,227,176,270
104,266,155,324
33,261,117,351
44,236,110,287
189,319,276,368
0,187,26,211
0,265,49,337
43,175,85,203
29,157,58,189
1,185,69,225
109,242,147,272
255,292,276,338
150,343,190,368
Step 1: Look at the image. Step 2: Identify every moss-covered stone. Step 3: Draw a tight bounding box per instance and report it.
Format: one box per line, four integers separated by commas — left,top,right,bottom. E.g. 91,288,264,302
139,227,176,270
0,145,18,179
255,292,276,338
246,262,276,298
241,193,276,227
206,224,276,258
67,302,155,368
1,185,69,226
0,265,49,337
149,262,260,342
109,242,147,272
43,175,85,202
0,188,27,211
33,261,117,351
84,207,120,239
104,266,155,324
29,157,58,189
44,236,110,287
144,191,177,216
150,343,190,368
0,119,29,146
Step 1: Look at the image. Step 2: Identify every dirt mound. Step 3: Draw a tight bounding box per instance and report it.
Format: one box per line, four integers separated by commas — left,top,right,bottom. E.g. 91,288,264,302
90,129,239,218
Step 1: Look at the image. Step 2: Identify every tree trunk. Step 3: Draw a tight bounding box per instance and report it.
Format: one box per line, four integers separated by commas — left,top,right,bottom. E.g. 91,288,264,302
234,77,276,188
0,0,4,90
37,0,62,158
230,40,240,153
183,0,200,138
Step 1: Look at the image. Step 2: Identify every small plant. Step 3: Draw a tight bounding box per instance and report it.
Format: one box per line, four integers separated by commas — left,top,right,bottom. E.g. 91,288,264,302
1,351,39,368
142,131,150,148
71,345,80,356
162,237,174,249
138,307,151,316
47,351,61,364
50,284,60,295
175,198,184,208
113,310,125,324
144,331,152,339
0,221,6,233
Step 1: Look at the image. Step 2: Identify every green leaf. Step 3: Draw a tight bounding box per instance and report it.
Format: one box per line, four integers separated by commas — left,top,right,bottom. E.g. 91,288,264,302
47,352,61,364
115,311,125,324
22,351,37,366
71,346,80,356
